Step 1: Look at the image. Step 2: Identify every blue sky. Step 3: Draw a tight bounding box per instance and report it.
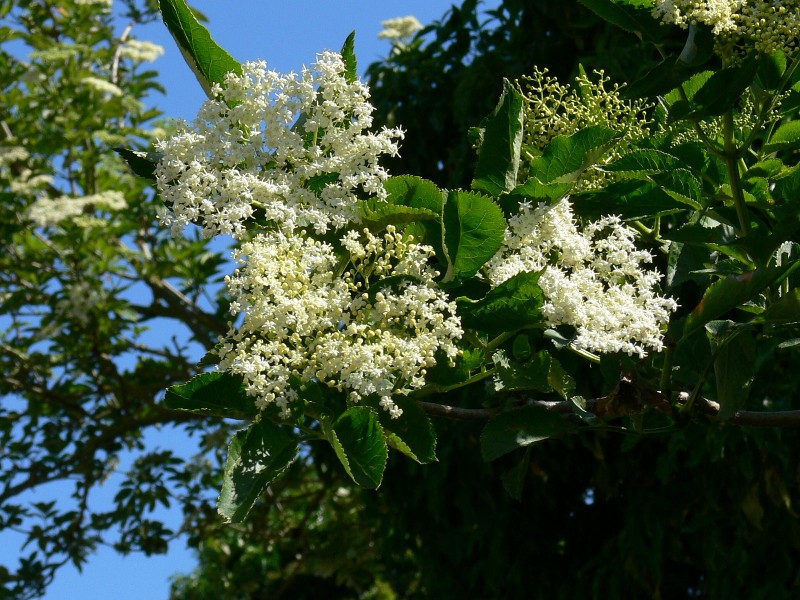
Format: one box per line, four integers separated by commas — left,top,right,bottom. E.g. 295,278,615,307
32,1,481,599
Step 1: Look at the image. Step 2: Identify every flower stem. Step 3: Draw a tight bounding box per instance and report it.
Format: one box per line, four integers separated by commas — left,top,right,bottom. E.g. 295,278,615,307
723,110,750,236
413,368,497,397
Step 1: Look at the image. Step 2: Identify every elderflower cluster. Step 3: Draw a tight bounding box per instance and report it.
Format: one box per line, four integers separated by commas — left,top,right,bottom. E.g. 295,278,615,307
155,52,403,238
653,0,800,56
119,39,164,63
518,67,651,152
217,226,462,418
485,199,677,358
378,16,424,42
27,191,127,227
517,68,651,188
74,0,112,8
81,76,123,97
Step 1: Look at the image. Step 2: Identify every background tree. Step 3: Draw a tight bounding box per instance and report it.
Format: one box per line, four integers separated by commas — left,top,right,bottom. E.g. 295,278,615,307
0,1,232,595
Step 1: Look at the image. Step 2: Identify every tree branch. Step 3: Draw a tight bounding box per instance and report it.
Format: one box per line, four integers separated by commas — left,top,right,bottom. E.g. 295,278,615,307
417,401,502,420
696,398,800,427
418,396,800,427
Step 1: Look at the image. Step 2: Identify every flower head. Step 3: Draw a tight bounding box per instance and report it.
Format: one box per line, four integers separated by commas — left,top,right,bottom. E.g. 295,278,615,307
486,199,677,357
378,16,424,42
155,52,403,238
517,67,651,189
217,227,462,418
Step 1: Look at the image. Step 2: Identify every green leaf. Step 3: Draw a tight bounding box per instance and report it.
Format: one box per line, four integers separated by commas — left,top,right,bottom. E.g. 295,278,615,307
159,0,242,97
577,0,664,41
384,175,443,212
164,372,257,420
683,260,800,338
712,327,757,420
365,396,437,464
481,404,571,462
773,166,800,201
764,121,800,152
218,420,299,523
529,126,620,184
501,447,531,502
571,180,685,220
307,172,339,192
655,169,703,209
662,221,730,246
360,199,438,231
494,350,575,397
324,407,388,488
440,190,506,283
624,58,695,99
669,70,714,102
547,355,576,400
753,289,800,324
114,148,162,181
737,204,800,267
603,149,682,174
424,346,487,389
499,179,573,218
472,78,524,197
340,31,357,84
383,175,446,258
457,271,545,337
510,178,572,201
685,58,759,119
512,334,532,361
757,50,786,92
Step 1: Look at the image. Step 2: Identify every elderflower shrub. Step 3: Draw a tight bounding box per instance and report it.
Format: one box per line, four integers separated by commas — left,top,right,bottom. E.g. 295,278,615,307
155,52,404,238
486,199,677,358
653,0,800,57
217,226,462,418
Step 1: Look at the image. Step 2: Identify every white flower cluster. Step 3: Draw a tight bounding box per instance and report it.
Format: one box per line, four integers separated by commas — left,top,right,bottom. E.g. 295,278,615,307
653,0,800,56
119,40,164,64
27,191,127,227
517,68,652,190
81,76,123,97
378,16,424,41
74,0,112,8
155,52,403,238
217,226,462,418
486,199,677,358
8,168,53,196
0,146,30,165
